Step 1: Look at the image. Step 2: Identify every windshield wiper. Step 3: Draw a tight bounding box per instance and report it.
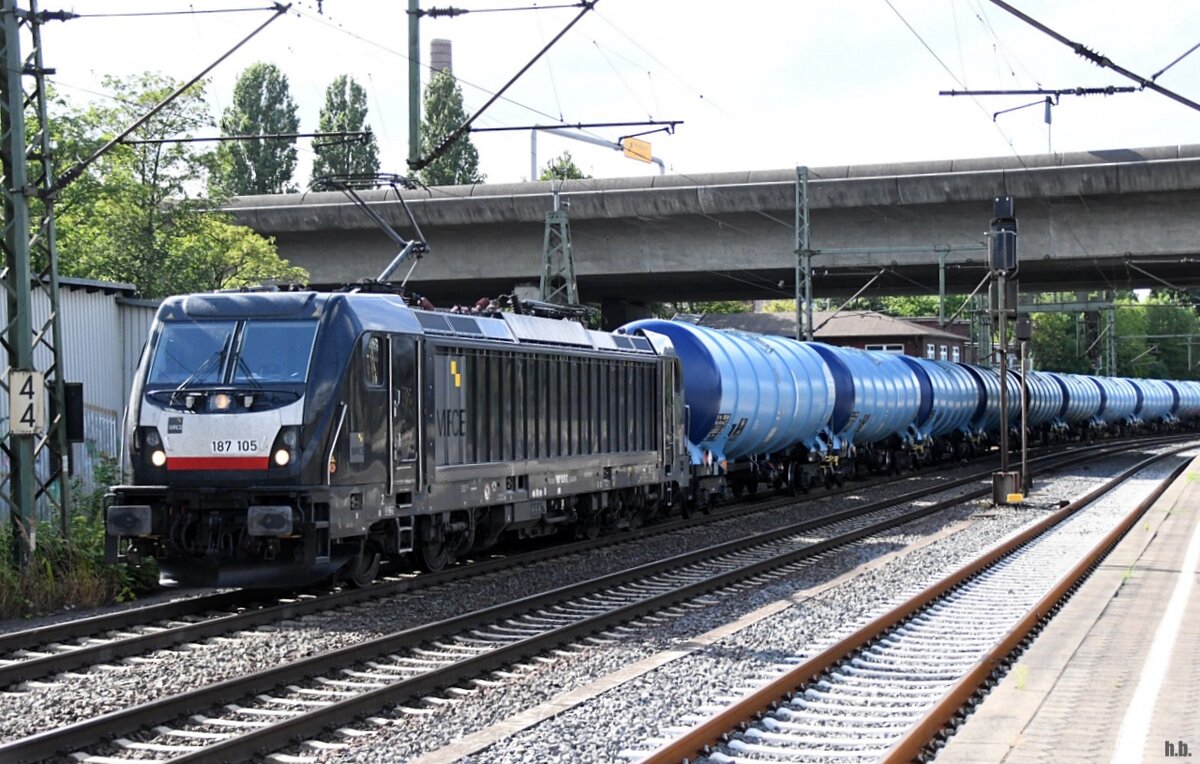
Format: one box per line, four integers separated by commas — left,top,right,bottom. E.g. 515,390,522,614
173,335,231,396
234,354,265,391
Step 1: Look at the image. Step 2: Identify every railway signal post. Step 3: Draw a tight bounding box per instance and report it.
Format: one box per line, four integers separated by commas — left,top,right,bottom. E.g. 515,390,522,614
989,196,1023,505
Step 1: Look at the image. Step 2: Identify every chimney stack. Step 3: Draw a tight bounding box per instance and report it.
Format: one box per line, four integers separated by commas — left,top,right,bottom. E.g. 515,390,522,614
431,39,453,73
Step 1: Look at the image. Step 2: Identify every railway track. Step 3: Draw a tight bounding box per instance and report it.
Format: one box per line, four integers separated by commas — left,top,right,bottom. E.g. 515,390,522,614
0,435,1153,691
635,443,1196,764
2,437,1183,763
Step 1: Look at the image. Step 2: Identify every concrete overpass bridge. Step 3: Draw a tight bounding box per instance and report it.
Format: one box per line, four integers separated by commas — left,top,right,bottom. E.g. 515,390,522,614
227,144,1200,314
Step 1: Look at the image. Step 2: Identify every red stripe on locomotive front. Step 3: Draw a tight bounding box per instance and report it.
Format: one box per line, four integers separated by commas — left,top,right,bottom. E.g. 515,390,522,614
167,456,270,471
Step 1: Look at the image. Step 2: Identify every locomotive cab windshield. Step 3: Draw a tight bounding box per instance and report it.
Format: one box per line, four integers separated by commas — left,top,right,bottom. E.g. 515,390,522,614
148,318,318,396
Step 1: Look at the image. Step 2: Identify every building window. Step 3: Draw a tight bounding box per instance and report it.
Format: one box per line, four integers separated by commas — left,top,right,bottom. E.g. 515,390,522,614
939,344,949,360
926,343,936,359
865,343,904,354
951,346,961,362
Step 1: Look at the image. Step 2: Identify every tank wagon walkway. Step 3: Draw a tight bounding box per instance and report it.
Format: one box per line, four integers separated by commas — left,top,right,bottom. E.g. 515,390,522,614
938,454,1200,764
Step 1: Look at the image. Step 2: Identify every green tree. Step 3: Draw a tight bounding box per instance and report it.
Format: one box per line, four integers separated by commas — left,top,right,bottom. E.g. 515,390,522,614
51,74,306,298
539,150,588,181
212,62,300,195
652,300,749,318
418,69,484,186
311,74,380,180
1030,311,1089,373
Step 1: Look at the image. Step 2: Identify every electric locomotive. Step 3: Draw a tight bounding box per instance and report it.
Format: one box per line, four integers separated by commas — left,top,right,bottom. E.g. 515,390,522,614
106,290,693,587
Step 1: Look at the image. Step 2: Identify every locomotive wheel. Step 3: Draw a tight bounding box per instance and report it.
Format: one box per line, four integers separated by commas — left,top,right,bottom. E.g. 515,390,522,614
580,517,602,540
675,492,691,519
418,537,453,573
344,544,382,588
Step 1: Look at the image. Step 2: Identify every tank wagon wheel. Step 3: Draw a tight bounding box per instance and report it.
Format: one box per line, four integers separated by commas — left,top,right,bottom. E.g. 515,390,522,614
343,541,382,588
785,464,802,496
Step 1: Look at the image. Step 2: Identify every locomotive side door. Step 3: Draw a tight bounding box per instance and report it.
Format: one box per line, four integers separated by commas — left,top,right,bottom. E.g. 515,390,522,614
390,334,421,495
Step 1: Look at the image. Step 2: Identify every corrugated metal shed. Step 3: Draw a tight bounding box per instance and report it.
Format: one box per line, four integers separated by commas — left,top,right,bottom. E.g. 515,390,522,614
0,278,159,520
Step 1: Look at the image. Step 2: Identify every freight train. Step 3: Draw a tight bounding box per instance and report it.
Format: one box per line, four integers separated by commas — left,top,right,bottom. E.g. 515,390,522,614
105,291,1200,587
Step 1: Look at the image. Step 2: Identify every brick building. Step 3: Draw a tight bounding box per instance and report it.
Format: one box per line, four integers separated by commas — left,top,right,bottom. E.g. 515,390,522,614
694,310,970,362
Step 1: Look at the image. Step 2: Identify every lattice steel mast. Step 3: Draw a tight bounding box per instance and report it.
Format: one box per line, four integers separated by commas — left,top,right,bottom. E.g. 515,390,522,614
1,0,71,565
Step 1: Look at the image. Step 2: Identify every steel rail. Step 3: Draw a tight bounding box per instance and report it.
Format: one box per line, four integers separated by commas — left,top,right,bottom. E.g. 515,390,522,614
0,433,1023,653
0,435,1097,688
84,473,1018,763
0,460,972,688
0,433,1180,692
640,443,1196,764
881,451,1194,762
3,438,1175,763
4,438,1123,758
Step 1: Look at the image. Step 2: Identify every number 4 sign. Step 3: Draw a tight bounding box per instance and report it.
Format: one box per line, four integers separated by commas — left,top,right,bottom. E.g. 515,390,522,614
9,370,45,435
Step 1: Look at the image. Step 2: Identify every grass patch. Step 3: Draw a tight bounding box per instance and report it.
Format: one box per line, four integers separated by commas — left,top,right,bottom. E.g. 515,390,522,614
0,457,159,621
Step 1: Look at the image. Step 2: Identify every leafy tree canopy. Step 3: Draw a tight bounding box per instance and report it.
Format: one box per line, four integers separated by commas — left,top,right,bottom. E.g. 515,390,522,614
311,74,380,181
651,301,750,319
211,62,300,195
51,73,306,298
539,150,588,181
418,69,484,186
1030,292,1200,378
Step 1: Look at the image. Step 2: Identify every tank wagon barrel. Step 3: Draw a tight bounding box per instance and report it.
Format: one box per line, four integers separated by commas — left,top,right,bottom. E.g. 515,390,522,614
1019,370,1063,430
1047,372,1103,427
896,356,976,441
1089,376,1140,428
807,344,922,452
1175,380,1200,421
1129,378,1176,426
618,320,836,463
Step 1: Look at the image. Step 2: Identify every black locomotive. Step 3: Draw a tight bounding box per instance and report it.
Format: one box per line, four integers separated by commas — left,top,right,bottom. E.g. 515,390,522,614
106,290,707,587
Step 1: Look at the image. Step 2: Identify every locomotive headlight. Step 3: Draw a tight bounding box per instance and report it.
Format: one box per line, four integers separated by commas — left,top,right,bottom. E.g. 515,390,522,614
210,393,233,411
145,429,161,448
269,426,300,469
150,449,167,467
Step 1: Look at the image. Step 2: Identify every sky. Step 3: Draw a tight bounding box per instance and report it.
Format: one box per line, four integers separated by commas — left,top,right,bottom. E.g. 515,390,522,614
38,0,1200,186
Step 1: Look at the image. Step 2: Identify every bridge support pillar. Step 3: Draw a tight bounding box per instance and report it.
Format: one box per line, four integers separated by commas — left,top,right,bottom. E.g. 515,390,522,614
601,300,652,331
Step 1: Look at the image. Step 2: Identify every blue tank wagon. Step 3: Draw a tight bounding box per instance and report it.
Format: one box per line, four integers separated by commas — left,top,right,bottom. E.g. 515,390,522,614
619,319,836,495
